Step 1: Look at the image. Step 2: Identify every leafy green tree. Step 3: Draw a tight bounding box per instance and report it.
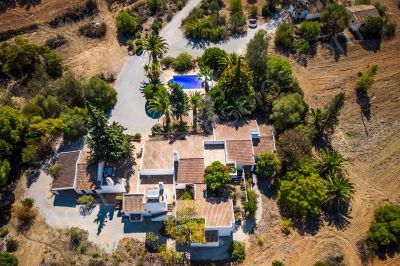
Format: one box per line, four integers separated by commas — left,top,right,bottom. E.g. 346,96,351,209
170,82,189,121
246,29,270,89
231,240,246,262
147,0,165,14
148,89,172,130
0,252,18,266
324,173,355,210
83,76,117,113
143,32,168,63
278,169,326,218
60,107,88,141
357,65,378,93
243,189,257,218
204,161,232,193
143,83,168,101
320,3,350,37
225,96,254,120
0,159,11,187
270,93,308,131
229,11,246,34
54,72,85,107
275,23,293,49
200,47,227,73
164,217,205,245
277,128,312,170
368,204,400,246
86,106,133,164
172,52,194,73
266,55,298,91
115,11,138,35
190,92,202,132
0,106,27,158
300,21,321,42
360,16,384,39
256,151,281,179
199,95,218,134
314,149,345,178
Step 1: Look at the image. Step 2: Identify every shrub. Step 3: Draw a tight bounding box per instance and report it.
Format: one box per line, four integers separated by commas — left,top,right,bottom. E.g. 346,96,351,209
14,202,36,225
272,260,284,266
133,133,141,140
360,16,384,39
177,0,184,10
231,240,246,262
115,11,138,35
84,76,117,113
300,21,321,42
78,242,88,253
60,107,88,141
160,56,175,69
275,23,293,49
172,52,194,73
250,6,258,18
21,198,34,208
257,235,265,246
48,163,62,179
160,247,183,265
145,232,160,252
384,22,396,38
374,2,386,16
6,239,18,252
77,195,95,205
256,152,281,179
204,161,232,193
281,218,293,234
70,227,81,248
0,253,18,266
45,34,68,49
0,227,9,237
147,0,165,14
293,39,310,54
243,189,257,218
357,65,378,92
270,93,308,131
180,189,193,200
368,204,400,246
79,22,107,38
151,124,163,135
200,47,227,73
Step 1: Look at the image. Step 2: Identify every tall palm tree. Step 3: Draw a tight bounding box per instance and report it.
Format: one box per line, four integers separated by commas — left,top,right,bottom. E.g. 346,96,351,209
190,92,202,132
314,148,345,178
148,91,171,131
198,66,213,93
143,32,168,63
144,62,161,84
324,173,355,210
199,95,218,134
308,108,328,139
225,96,254,120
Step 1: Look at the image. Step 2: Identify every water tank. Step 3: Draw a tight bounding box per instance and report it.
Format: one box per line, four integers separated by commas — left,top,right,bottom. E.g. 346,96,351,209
106,177,115,186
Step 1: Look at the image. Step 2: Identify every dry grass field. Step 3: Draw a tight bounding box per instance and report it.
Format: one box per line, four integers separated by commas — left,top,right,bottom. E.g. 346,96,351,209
244,0,400,265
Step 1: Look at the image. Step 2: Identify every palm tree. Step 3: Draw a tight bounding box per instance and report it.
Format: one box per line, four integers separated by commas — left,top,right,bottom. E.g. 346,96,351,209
148,91,171,131
199,95,218,134
198,66,213,93
308,108,328,139
143,32,168,63
219,52,242,69
144,62,161,84
190,92,202,132
314,148,345,178
324,173,355,210
225,96,254,120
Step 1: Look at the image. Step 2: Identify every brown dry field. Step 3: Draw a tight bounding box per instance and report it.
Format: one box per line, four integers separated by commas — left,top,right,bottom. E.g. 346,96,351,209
0,0,126,78
245,1,400,265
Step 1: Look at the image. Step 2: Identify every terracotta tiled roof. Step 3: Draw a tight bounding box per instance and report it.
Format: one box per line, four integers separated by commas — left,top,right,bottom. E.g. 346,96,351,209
75,163,98,191
226,140,255,166
52,151,80,190
194,184,234,227
177,158,205,184
346,5,379,24
123,194,145,212
253,137,275,156
214,120,257,141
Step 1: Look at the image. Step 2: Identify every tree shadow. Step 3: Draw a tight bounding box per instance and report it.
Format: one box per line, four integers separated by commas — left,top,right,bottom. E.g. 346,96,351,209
185,38,211,50
292,217,322,236
0,0,41,12
93,204,115,235
360,38,381,52
79,203,96,216
323,206,352,230
356,89,371,121
26,168,40,188
256,177,277,199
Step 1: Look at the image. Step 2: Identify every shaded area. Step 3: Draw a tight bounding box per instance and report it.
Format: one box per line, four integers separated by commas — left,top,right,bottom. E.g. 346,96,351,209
145,101,163,119
53,190,78,208
356,89,372,121
93,204,115,235
0,0,41,12
123,219,164,234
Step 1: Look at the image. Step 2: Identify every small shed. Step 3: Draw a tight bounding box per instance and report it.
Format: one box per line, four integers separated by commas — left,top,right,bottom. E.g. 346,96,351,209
346,5,380,32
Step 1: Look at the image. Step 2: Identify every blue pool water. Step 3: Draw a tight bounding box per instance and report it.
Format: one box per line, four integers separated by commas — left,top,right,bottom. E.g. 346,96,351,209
172,75,203,89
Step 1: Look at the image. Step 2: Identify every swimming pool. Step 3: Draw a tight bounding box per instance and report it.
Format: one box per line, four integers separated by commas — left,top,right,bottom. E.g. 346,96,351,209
172,75,203,90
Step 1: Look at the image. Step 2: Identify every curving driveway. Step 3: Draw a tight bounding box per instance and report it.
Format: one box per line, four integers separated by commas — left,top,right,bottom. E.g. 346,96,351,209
110,0,267,134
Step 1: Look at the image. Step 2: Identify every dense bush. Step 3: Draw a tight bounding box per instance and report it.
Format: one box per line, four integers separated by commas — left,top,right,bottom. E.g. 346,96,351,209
60,107,88,140
357,65,378,92
270,93,308,131
256,152,281,179
231,240,246,262
6,238,18,252
84,76,117,113
45,34,68,49
0,253,18,266
204,161,232,193
368,204,400,246
79,22,107,38
300,21,321,42
243,189,257,218
172,52,195,73
200,47,227,73
275,23,293,50
360,16,384,39
147,0,165,14
160,56,175,69
48,0,98,28
76,195,95,205
115,11,138,35
48,163,62,179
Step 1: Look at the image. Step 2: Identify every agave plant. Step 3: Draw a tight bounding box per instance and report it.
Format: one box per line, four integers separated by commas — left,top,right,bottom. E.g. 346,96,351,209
314,148,345,178
324,173,355,210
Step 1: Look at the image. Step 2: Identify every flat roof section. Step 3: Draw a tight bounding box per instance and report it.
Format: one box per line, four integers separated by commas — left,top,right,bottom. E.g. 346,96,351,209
214,120,257,141
123,194,145,212
51,151,80,190
142,140,174,170
173,135,210,159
